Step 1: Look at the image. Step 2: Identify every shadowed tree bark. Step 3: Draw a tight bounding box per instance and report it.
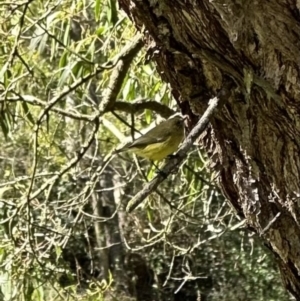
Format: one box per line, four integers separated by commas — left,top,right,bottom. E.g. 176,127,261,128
118,0,300,299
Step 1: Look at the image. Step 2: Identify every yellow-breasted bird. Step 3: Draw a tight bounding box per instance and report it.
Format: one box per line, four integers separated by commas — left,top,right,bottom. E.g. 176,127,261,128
115,114,186,161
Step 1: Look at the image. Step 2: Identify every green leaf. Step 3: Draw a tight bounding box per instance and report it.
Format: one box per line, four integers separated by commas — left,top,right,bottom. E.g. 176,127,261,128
37,32,48,54
87,40,96,61
142,65,153,76
96,26,106,36
58,66,71,87
21,102,35,125
58,60,81,87
95,0,101,22
0,112,9,139
0,62,8,82
109,0,118,25
122,76,131,100
63,21,70,45
59,51,68,69
145,109,152,124
46,11,61,26
72,61,84,78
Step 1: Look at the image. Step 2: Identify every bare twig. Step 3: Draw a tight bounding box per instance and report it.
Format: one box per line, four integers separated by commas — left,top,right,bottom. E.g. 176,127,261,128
112,98,175,118
99,33,144,113
4,95,94,121
3,96,175,122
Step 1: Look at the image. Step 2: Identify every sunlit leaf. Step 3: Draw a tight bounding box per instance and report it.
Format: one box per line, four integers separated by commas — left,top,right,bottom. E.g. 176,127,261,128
122,76,131,100
37,32,48,54
72,61,84,78
0,62,8,82
145,109,152,124
96,26,106,36
142,65,153,76
59,51,68,69
95,0,101,22
63,20,70,45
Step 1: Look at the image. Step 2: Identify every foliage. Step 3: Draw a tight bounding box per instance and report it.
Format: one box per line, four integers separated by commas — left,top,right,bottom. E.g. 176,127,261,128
0,0,292,300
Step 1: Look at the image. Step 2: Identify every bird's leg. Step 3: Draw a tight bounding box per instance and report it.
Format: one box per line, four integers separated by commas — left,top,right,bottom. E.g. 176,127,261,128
153,162,180,177
154,169,168,178
151,161,167,178
166,153,179,160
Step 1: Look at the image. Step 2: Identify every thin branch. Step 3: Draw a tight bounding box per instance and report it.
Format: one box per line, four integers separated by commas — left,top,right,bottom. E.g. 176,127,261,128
183,164,214,187
112,98,175,118
4,95,93,121
0,173,58,188
2,96,175,122
99,34,144,113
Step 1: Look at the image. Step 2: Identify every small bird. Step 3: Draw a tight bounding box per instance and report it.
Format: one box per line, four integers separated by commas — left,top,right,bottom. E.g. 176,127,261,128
116,114,186,161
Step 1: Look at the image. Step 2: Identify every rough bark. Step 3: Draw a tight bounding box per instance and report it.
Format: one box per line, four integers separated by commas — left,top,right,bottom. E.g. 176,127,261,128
118,0,300,299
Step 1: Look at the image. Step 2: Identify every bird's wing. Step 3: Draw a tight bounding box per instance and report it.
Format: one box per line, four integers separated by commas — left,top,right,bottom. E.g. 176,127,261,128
128,127,171,149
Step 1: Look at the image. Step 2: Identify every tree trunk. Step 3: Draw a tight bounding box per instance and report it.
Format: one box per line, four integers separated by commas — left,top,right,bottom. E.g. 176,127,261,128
118,0,300,299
